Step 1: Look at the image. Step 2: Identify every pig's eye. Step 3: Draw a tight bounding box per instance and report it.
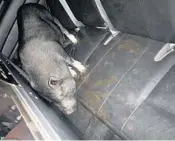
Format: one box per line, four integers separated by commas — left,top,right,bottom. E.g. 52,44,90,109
49,77,58,87
49,77,63,87
50,79,58,85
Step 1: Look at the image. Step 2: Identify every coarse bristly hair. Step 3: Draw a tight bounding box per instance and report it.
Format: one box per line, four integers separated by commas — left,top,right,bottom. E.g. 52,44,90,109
17,3,77,115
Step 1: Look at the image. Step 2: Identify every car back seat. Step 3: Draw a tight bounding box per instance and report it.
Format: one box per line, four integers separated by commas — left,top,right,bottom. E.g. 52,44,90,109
47,0,175,140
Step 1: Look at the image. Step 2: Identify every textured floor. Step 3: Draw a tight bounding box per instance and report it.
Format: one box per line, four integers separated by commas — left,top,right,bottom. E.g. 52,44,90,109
67,28,175,139
5,120,33,140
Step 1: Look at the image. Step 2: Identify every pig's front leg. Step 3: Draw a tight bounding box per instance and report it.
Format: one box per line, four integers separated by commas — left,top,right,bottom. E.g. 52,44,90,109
71,59,86,74
68,66,77,78
65,57,86,74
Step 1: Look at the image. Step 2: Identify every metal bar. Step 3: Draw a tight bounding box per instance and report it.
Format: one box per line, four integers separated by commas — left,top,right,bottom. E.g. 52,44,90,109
58,0,84,28
154,43,175,62
94,0,118,34
0,54,79,140
54,17,77,44
9,42,18,60
0,0,25,51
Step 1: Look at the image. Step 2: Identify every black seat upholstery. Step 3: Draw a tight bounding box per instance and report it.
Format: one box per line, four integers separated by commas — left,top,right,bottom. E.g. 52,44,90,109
46,0,104,29
47,1,175,139
101,0,175,43
1,0,175,139
68,30,175,140
48,0,175,43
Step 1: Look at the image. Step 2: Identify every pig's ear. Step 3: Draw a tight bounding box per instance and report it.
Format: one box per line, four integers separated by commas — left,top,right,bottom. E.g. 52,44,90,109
48,76,63,87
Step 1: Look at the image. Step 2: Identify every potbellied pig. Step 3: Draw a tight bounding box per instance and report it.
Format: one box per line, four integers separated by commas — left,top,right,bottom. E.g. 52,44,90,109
17,3,86,114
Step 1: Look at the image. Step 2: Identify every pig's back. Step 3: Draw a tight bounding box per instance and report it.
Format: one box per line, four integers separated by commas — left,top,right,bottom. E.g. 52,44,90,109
19,39,70,91
17,3,62,44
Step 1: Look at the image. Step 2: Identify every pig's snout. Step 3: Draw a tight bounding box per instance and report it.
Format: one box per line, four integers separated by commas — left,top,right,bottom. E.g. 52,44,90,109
61,78,76,96
61,97,77,115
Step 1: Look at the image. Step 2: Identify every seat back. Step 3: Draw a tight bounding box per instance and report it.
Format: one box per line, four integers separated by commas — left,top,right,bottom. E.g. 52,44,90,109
47,0,175,43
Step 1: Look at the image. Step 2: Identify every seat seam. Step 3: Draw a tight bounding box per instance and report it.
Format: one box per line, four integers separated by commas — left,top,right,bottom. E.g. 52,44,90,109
76,33,126,92
97,38,152,115
84,31,109,64
121,52,174,131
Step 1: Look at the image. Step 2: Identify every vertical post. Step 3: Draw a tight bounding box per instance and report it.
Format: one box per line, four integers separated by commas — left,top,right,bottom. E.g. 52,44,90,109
58,0,84,28
94,0,118,34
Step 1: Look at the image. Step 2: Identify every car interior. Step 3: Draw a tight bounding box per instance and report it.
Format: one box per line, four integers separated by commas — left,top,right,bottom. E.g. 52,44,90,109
0,0,175,140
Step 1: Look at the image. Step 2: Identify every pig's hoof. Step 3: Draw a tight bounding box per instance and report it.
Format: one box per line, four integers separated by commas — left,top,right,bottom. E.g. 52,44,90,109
68,66,77,77
73,60,86,74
